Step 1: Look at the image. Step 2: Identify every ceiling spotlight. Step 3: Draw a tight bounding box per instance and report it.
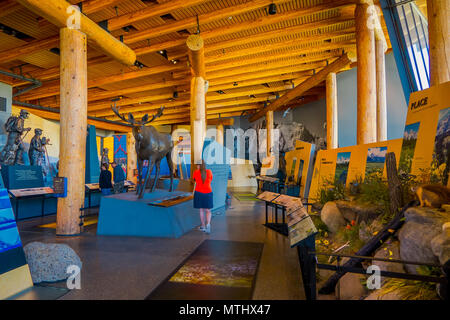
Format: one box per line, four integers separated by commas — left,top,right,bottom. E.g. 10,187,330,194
233,82,238,86
171,59,178,64
249,94,256,99
173,91,178,98
217,90,225,94
268,3,277,15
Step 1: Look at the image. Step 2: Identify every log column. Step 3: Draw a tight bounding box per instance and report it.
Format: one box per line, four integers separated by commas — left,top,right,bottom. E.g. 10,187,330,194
266,110,273,157
355,1,377,145
127,132,137,184
187,34,206,170
56,28,87,235
326,72,338,149
216,122,224,145
427,0,450,86
376,37,387,141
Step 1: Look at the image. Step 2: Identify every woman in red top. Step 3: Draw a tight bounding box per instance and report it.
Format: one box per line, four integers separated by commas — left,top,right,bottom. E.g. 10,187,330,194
193,161,213,234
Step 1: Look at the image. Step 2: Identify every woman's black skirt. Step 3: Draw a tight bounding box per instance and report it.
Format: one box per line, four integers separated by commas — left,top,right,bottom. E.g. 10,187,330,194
193,191,214,209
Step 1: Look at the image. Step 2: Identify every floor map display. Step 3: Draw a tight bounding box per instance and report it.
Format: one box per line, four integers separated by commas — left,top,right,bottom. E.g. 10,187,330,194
399,81,450,186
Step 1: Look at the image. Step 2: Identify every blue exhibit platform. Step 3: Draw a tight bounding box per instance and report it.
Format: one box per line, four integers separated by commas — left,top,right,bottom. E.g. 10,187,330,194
97,189,200,238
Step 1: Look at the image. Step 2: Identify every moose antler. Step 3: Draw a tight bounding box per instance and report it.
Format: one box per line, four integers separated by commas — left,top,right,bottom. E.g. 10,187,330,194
111,104,136,126
140,106,165,125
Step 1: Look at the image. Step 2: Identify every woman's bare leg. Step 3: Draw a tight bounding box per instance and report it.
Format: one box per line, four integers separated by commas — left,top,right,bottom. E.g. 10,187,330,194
205,209,211,226
199,208,205,228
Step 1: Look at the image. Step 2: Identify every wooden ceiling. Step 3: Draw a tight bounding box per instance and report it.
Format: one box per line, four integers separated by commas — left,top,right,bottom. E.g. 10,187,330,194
0,0,392,131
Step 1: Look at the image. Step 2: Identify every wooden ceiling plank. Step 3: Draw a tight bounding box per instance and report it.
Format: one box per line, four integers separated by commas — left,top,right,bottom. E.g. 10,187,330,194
249,52,354,121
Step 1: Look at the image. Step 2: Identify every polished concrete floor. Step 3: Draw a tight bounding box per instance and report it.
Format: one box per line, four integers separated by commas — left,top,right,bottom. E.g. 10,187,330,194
17,188,305,300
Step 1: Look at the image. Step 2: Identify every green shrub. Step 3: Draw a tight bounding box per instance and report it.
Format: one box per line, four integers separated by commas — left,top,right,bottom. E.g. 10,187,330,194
317,178,347,205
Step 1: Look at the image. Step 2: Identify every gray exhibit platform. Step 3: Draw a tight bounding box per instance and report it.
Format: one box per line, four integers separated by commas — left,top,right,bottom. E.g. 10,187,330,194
97,189,201,238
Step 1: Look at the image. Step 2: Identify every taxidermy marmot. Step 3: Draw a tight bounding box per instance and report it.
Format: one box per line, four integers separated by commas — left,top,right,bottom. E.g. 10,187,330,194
412,185,450,208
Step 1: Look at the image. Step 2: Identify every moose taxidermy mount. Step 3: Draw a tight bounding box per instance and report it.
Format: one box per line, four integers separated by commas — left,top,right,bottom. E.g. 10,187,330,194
112,105,174,199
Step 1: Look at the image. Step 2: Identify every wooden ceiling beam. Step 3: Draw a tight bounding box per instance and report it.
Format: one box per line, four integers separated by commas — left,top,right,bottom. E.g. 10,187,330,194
123,0,289,44
19,63,186,100
249,52,354,121
133,0,355,55
15,0,136,66
107,0,210,31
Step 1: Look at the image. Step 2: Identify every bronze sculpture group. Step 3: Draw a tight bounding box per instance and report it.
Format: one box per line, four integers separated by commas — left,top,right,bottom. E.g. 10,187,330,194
0,109,50,169
112,105,174,199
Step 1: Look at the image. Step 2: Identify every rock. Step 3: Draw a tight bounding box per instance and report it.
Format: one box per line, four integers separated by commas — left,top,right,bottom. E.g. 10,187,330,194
335,200,382,223
431,228,450,265
373,241,404,283
23,242,82,284
365,289,402,300
320,202,346,233
359,218,384,243
398,207,449,273
336,272,367,300
311,202,323,213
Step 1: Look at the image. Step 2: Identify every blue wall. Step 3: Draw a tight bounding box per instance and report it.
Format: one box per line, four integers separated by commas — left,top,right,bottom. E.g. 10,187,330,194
337,53,408,147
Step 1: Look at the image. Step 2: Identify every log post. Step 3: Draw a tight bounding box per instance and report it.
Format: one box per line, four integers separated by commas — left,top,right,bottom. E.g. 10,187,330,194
56,28,87,235
376,37,387,141
127,132,137,185
266,110,273,157
187,34,206,172
427,0,450,86
326,72,338,149
355,1,377,144
216,122,224,145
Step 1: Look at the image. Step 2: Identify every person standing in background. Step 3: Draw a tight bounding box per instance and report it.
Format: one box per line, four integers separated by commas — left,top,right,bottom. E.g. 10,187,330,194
193,160,214,234
112,161,125,194
99,163,113,195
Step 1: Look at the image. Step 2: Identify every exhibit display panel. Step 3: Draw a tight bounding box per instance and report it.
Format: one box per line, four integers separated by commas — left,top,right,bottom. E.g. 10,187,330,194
0,188,33,299
398,81,450,186
308,139,403,202
97,189,200,238
284,140,316,199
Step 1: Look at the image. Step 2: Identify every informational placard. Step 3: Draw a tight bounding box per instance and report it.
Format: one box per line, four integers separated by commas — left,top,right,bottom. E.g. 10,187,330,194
398,81,450,186
308,139,403,202
284,141,316,199
0,165,44,190
85,183,100,190
256,191,280,202
8,187,54,198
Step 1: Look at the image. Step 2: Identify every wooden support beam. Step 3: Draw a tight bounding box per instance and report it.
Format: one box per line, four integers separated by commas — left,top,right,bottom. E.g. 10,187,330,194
56,28,87,236
249,52,354,121
266,110,273,157
0,0,21,19
126,132,137,184
326,72,338,149
126,0,354,46
15,0,136,66
81,0,127,15
355,1,377,145
189,34,206,168
107,0,209,31
19,63,185,101
187,34,206,78
376,38,387,142
427,0,450,85
0,35,59,64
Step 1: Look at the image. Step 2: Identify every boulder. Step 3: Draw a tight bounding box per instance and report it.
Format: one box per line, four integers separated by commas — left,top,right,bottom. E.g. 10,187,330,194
431,227,450,265
373,241,404,283
398,207,449,273
336,272,367,300
359,218,384,243
320,202,346,233
23,242,82,284
335,200,382,223
365,289,402,300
